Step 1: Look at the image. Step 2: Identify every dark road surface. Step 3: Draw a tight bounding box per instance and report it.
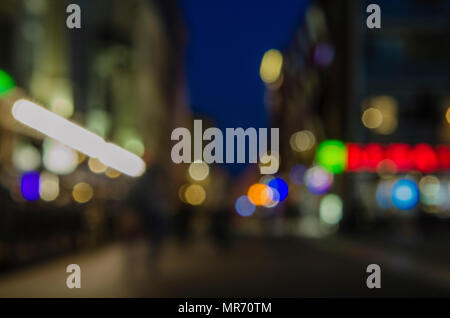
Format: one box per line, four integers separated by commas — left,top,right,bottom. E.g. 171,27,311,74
0,235,449,297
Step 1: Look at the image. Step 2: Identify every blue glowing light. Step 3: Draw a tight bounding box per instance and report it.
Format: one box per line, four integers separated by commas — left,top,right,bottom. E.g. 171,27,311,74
235,195,256,217
391,179,419,210
268,178,288,202
21,171,40,201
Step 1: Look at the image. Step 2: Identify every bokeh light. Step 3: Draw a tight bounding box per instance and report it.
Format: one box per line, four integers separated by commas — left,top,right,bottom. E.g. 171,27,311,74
0,69,15,96
124,138,145,157
319,194,343,225
305,166,333,195
268,178,288,202
418,175,442,207
43,139,78,175
185,184,206,206
264,188,280,208
105,168,121,179
316,140,346,174
413,144,438,173
188,161,210,181
12,143,41,172
72,182,94,204
362,96,398,135
289,164,306,185
391,179,419,211
39,172,59,202
313,42,335,67
446,107,450,124
235,195,256,217
290,130,315,152
86,109,111,138
362,107,383,129
49,93,74,119
376,180,392,210
88,157,108,174
260,49,283,84
376,159,398,177
247,183,273,206
115,128,145,157
385,143,413,172
21,171,40,202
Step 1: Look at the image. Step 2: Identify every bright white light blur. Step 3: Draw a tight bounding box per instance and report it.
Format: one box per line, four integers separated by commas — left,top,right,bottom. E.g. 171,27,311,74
43,139,78,175
319,194,343,225
99,143,146,177
12,99,146,177
12,99,104,158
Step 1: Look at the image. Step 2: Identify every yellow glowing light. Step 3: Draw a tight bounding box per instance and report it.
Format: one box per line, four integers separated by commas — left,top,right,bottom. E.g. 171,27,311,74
248,183,273,206
72,182,93,204
88,157,108,174
39,172,59,202
362,108,383,129
50,95,74,119
364,96,398,135
446,107,450,124
78,153,87,164
178,184,189,203
260,49,283,84
419,175,440,197
290,130,316,152
184,184,206,206
105,168,121,179
188,161,210,181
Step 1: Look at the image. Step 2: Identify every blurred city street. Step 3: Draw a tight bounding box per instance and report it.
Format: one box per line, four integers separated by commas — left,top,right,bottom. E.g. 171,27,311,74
0,0,449,298
1,233,450,297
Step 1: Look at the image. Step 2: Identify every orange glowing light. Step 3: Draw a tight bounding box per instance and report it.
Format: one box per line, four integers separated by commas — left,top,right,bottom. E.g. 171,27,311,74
247,183,272,206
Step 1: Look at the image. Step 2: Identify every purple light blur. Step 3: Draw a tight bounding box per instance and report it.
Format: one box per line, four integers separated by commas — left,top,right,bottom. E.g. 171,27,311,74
21,171,40,201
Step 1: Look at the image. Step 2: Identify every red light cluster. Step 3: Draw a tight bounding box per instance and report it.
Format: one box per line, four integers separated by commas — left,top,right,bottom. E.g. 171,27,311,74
346,143,450,173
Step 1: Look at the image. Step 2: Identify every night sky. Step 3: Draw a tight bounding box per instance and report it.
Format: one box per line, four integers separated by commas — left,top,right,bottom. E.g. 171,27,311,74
178,0,310,174
179,0,310,130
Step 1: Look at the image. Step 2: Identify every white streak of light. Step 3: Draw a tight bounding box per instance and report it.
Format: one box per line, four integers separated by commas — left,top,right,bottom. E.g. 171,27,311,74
12,99,145,177
99,143,146,177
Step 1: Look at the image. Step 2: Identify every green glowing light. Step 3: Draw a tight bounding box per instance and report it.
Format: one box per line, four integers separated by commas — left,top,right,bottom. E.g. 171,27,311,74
317,140,347,174
0,70,15,97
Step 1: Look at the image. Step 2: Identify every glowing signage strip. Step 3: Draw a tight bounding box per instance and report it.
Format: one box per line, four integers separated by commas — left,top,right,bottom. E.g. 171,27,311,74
317,140,450,174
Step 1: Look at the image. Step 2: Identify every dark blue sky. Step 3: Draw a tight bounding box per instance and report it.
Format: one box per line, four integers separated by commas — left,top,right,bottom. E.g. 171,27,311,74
179,0,310,130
